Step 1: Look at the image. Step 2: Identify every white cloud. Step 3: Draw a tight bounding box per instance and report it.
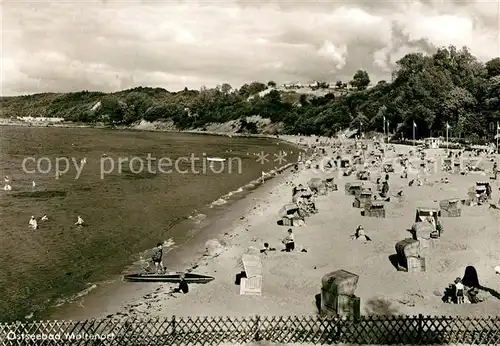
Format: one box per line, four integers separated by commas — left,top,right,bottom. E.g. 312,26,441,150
1,0,498,95
317,41,348,70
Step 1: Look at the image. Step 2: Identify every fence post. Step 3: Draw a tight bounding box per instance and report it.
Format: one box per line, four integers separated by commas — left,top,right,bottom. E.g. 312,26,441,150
253,315,261,341
418,314,423,342
336,316,342,342
172,315,176,341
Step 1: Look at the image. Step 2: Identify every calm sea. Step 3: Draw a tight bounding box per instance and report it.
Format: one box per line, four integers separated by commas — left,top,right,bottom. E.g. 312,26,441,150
0,126,299,321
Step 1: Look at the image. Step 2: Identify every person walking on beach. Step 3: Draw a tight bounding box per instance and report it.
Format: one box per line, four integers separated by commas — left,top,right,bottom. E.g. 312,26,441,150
151,243,165,273
282,229,295,252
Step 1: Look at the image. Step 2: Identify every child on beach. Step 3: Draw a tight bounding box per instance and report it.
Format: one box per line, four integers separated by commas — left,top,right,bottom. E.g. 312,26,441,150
454,278,464,304
260,243,276,253
173,273,189,294
282,229,295,252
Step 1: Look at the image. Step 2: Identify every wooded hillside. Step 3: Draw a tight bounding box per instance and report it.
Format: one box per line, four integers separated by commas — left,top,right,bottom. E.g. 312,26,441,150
1,46,499,140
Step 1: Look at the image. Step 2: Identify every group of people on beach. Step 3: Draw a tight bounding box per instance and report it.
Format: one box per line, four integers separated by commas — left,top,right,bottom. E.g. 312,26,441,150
258,229,295,254
148,242,189,294
134,135,500,316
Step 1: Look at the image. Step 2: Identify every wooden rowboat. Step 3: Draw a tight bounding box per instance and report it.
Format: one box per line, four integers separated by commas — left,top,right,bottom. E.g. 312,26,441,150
123,272,214,284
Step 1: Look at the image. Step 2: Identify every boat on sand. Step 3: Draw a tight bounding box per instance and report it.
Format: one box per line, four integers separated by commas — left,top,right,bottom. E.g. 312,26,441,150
124,272,214,284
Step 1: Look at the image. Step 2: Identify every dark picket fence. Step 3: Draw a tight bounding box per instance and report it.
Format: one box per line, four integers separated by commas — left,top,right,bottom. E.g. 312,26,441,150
1,315,500,345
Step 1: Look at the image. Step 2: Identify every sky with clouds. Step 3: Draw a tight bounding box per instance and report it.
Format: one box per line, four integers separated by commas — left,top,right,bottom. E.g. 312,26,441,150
1,0,499,96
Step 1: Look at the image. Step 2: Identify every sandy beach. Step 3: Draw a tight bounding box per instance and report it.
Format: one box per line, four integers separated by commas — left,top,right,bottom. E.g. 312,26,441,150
52,135,500,321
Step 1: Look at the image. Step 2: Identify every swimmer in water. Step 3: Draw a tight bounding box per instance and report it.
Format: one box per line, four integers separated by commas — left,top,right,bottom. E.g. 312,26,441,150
29,216,38,230
75,216,84,226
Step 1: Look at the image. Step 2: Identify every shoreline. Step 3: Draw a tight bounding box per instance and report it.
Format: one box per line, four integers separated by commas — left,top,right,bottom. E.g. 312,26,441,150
1,123,307,321
45,133,311,320
0,120,287,141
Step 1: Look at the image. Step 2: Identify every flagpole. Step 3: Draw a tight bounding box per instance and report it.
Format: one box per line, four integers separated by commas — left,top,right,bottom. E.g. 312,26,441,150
383,116,386,145
497,121,499,154
386,120,389,149
413,121,415,147
446,123,449,151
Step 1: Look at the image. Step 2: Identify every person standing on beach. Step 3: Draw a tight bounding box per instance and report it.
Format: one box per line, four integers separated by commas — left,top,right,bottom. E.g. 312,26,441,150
282,229,295,252
151,243,165,273
381,181,389,198
454,278,464,304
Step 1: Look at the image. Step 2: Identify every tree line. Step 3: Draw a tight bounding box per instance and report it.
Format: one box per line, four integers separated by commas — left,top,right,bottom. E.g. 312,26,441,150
1,45,499,140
